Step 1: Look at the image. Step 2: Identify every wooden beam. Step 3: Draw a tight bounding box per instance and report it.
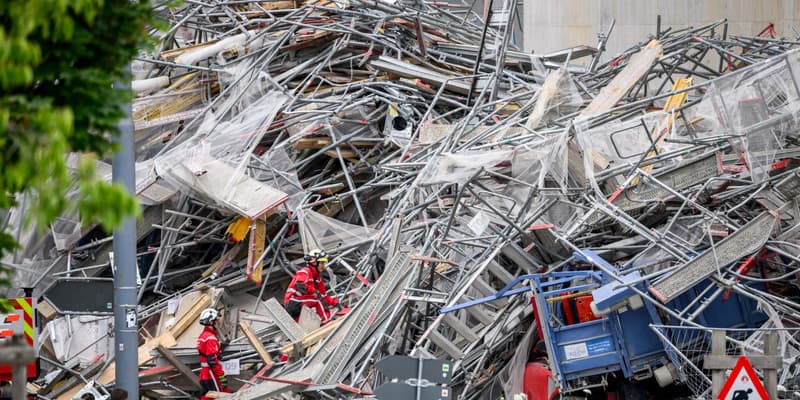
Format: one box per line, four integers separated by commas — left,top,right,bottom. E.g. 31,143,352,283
279,319,341,359
703,355,783,370
238,320,274,369
579,40,662,118
258,1,296,10
156,345,203,390
204,391,232,398
765,332,779,400
169,293,211,338
202,242,245,278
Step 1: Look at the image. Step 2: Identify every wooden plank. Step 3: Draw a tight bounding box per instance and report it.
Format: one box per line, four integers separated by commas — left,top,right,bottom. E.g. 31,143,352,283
765,333,779,400
247,217,267,285
156,345,203,390
258,1,296,10
205,391,232,398
202,242,246,278
703,355,783,369
711,330,725,398
571,40,662,185
238,320,274,369
279,319,342,359
579,40,662,118
139,364,177,379
169,293,211,338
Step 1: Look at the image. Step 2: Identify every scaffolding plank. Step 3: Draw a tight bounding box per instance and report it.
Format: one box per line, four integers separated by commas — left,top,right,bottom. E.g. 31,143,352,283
650,211,778,303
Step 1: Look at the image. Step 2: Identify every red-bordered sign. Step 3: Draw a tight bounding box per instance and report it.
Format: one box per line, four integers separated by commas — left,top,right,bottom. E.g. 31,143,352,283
717,356,769,400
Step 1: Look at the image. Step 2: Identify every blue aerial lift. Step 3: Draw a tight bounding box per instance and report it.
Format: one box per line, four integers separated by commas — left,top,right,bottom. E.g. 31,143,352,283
440,249,767,395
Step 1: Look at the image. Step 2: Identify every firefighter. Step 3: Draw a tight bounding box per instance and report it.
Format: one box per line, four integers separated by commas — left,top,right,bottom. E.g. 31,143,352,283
283,249,339,324
197,308,229,399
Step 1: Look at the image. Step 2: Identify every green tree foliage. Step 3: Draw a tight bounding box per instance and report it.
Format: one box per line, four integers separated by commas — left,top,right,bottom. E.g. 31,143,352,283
0,0,156,294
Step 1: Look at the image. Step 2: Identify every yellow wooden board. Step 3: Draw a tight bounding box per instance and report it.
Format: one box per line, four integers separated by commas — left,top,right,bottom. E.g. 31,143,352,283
247,218,267,285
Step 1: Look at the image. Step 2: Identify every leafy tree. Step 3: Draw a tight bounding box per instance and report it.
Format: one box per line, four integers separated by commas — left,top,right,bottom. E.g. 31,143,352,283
0,1,156,295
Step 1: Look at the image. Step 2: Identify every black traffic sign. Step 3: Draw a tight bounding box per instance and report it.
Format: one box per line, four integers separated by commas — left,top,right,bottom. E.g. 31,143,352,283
374,382,451,400
376,355,452,384
43,278,114,315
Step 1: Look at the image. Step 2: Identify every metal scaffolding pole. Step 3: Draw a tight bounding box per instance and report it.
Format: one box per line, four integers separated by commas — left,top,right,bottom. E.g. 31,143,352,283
112,63,139,399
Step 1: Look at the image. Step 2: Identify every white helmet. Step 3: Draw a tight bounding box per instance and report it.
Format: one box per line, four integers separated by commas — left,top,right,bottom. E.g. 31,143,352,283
199,308,219,326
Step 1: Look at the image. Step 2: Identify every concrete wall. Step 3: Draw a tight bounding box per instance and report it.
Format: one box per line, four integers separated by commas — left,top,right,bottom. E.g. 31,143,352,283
523,0,800,59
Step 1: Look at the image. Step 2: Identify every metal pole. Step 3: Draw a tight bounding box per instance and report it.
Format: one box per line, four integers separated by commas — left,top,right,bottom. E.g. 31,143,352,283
112,63,139,399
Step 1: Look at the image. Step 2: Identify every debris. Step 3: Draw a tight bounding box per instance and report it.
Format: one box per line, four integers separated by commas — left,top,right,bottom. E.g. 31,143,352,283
6,3,800,399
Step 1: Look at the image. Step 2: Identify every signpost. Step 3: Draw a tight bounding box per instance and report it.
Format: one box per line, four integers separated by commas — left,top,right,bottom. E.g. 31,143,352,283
705,331,779,399
375,355,452,400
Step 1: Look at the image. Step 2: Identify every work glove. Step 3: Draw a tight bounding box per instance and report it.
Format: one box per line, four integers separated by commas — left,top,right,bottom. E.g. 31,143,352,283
219,374,228,387
295,282,308,295
325,295,338,307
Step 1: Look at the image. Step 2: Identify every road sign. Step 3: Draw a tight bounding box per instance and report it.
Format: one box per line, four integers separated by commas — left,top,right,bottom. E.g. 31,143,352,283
718,356,769,400
43,278,114,314
376,355,452,384
374,382,450,400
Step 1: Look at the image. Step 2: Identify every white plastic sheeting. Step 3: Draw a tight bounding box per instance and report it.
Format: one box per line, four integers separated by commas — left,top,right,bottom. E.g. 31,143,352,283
577,112,669,180
497,323,536,398
512,130,570,191
297,208,379,254
253,142,305,212
416,149,513,186
155,91,289,217
705,51,800,183
526,68,583,130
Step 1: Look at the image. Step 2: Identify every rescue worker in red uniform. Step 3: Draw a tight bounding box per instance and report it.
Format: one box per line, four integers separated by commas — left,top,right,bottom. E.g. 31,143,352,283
283,249,338,324
197,308,229,399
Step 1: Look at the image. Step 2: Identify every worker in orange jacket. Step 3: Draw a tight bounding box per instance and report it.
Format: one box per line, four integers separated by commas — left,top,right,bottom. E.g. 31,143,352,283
197,308,230,399
283,249,338,324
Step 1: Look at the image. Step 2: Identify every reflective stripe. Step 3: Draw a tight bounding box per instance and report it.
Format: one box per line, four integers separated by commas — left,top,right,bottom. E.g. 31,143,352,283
293,298,321,304
201,363,210,367
12,298,34,344
14,298,32,318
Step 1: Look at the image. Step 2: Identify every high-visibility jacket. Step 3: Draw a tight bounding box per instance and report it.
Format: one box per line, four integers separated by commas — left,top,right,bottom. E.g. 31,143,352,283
283,264,337,323
197,325,226,398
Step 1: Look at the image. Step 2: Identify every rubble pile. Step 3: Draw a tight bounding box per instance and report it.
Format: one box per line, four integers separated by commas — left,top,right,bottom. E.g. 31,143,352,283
8,1,800,398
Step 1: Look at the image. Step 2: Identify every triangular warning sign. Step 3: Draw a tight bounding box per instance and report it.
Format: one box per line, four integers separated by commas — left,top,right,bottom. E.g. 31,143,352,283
717,356,769,400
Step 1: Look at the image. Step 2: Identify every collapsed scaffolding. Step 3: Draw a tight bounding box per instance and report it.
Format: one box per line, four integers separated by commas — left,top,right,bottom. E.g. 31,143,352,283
5,1,800,398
